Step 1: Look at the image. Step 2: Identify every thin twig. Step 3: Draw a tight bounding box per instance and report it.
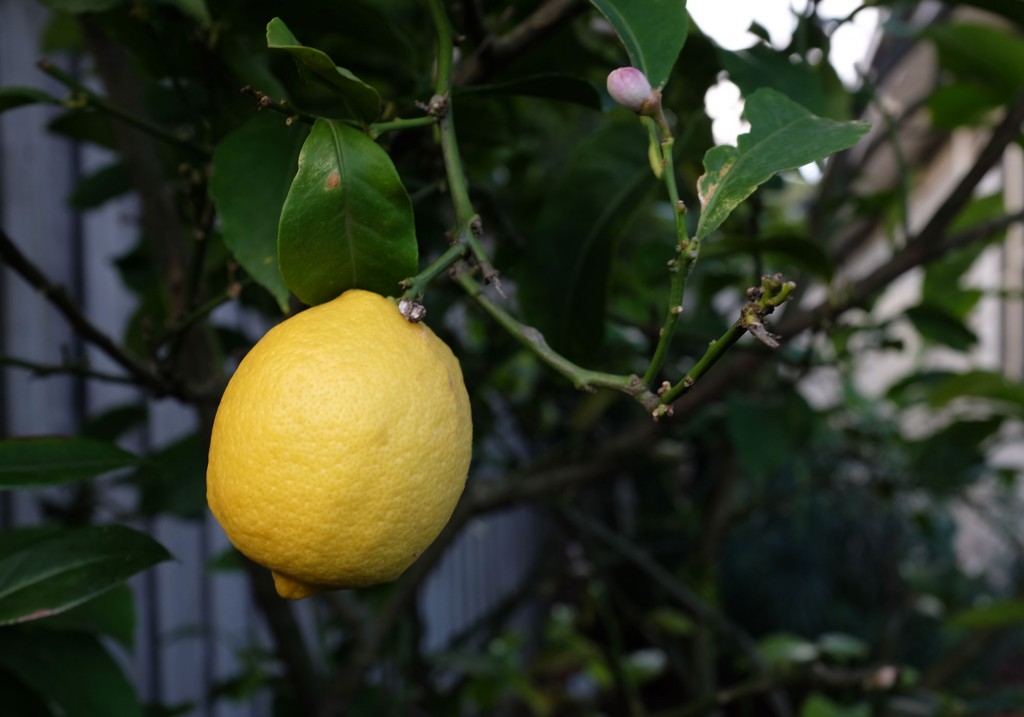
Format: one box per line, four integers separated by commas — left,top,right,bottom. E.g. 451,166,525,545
653,663,900,717
469,420,662,512
454,0,585,85
370,115,437,137
38,59,211,156
241,558,322,712
239,85,316,126
919,494,1024,688
315,499,476,716
456,271,656,404
0,354,138,386
157,277,250,351
561,507,793,717
423,0,494,278
400,243,467,300
420,0,663,412
657,276,796,411
0,228,178,398
642,112,695,387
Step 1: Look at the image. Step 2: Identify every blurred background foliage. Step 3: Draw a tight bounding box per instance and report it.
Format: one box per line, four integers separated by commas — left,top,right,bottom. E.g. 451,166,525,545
1,0,1024,715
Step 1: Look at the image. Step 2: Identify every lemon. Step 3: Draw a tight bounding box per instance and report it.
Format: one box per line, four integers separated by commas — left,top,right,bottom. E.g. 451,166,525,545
206,289,472,599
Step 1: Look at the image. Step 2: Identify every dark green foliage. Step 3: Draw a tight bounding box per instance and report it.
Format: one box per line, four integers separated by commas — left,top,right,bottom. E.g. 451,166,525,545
2,0,1022,715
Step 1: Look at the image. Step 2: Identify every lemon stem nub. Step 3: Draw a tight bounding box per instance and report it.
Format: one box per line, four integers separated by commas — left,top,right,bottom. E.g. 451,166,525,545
272,571,319,600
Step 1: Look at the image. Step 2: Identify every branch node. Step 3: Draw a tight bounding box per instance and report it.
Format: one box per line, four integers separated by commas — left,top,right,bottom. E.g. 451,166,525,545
652,404,674,420
419,94,448,118
398,298,427,323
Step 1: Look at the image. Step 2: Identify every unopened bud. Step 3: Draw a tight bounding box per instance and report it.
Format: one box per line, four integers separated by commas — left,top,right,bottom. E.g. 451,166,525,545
607,67,660,116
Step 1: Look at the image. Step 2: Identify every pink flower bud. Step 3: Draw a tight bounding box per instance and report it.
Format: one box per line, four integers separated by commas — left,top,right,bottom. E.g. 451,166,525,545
607,67,659,115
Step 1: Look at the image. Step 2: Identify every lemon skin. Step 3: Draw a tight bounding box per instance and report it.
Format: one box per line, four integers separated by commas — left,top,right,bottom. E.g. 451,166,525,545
206,290,472,599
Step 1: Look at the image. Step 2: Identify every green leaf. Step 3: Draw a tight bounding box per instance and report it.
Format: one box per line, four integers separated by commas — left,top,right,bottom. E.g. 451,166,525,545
758,632,819,667
719,45,850,120
929,83,1007,130
457,74,602,110
266,17,380,124
278,118,418,305
206,546,244,572
0,87,59,114
131,433,207,519
726,392,813,478
905,303,978,351
0,437,138,490
703,232,834,279
0,628,141,717
0,668,53,717
170,0,211,28
924,370,1024,411
67,162,133,210
816,633,869,662
41,12,85,53
37,0,123,11
801,693,870,717
927,23,1024,98
696,89,870,240
519,121,656,359
37,583,135,648
0,527,62,556
648,607,695,636
210,114,308,311
80,404,148,442
948,598,1024,630
0,525,171,625
909,418,1003,494
935,0,1024,27
588,0,688,89
48,111,118,149
922,194,1005,317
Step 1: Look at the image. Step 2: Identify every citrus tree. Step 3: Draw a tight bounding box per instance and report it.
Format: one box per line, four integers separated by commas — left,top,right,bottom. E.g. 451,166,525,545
1,0,1023,715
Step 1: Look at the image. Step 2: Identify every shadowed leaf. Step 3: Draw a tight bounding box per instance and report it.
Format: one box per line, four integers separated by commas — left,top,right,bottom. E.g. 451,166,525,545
0,437,138,490
0,525,171,625
905,303,978,351
0,87,59,114
949,598,1024,629
519,121,655,359
0,629,141,717
457,74,602,110
37,0,123,11
210,114,308,311
67,162,133,209
37,584,135,649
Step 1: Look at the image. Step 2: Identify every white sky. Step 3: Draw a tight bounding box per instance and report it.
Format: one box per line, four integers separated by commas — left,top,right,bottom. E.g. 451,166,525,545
688,0,881,147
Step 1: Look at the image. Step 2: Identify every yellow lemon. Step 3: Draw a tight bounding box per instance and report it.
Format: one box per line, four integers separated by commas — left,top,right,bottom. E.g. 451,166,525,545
206,289,472,599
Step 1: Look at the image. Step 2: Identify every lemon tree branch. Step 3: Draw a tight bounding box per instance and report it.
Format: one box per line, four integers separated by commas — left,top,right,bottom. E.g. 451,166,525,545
422,0,663,412
456,272,658,406
0,227,182,398
39,59,211,157
424,0,491,273
642,113,698,387
655,275,796,416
